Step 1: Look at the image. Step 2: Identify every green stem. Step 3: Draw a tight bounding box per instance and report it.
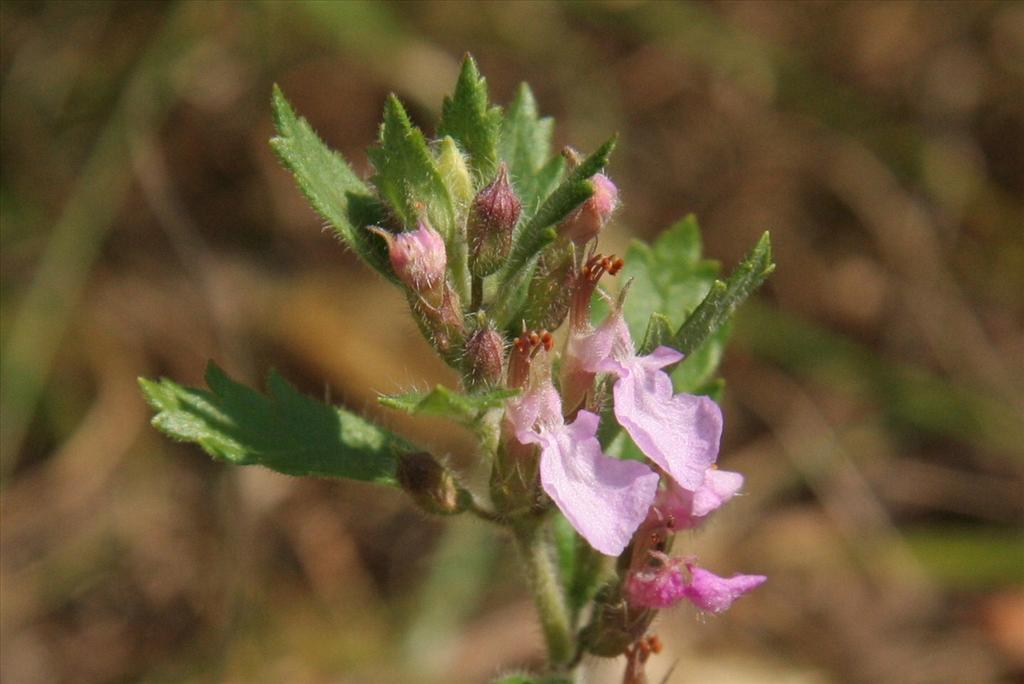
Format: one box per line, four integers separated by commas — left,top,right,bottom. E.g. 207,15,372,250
470,274,484,312
513,519,573,668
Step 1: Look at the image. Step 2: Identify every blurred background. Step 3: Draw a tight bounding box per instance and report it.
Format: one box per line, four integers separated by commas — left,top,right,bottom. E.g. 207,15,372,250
2,1,1022,682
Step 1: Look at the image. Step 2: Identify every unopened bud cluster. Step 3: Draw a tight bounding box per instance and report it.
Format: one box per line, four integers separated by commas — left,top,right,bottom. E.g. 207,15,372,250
468,163,520,277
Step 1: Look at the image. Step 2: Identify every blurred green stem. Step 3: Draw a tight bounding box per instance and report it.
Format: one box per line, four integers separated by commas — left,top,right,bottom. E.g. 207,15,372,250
513,518,573,670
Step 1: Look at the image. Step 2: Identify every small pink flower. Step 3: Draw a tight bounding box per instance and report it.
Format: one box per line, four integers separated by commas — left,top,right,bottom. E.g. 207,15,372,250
625,553,688,609
626,555,765,613
658,467,744,529
682,562,766,614
507,353,659,557
560,173,618,245
567,310,722,492
371,220,447,292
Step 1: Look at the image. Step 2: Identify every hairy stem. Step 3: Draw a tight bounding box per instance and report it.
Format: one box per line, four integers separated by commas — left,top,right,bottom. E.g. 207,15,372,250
470,274,484,312
513,519,574,668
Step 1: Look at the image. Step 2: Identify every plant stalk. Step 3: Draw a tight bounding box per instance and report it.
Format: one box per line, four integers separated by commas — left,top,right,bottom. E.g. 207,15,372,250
470,274,484,312
513,519,574,669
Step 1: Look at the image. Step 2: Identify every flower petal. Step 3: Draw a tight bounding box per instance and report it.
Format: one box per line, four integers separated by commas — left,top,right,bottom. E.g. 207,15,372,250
639,345,683,370
612,363,723,490
538,411,660,556
661,467,744,528
507,378,562,445
691,468,744,518
625,561,688,608
682,564,765,614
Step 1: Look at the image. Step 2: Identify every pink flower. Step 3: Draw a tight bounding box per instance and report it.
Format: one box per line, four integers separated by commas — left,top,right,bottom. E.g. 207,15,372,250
507,356,660,557
370,220,447,292
566,310,722,492
559,173,618,245
626,555,765,613
625,553,688,609
658,467,744,530
682,562,766,614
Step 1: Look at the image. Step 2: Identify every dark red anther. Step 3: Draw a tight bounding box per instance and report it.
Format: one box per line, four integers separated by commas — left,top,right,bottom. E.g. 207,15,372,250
648,635,663,655
604,255,624,275
570,252,627,331
508,328,555,388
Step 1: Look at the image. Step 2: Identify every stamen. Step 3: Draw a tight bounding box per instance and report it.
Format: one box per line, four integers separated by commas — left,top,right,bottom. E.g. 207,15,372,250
569,253,626,330
508,329,554,387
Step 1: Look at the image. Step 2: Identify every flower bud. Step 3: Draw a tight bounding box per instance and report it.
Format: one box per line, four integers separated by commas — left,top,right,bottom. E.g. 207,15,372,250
462,323,506,390
559,173,618,245
580,585,655,658
407,285,465,366
519,242,574,331
467,163,520,277
396,451,468,515
371,220,447,293
437,136,475,211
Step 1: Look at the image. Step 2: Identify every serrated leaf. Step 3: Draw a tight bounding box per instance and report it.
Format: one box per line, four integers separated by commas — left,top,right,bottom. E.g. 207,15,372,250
620,215,720,350
368,94,455,234
500,83,557,211
673,231,774,355
270,85,393,280
438,55,502,183
379,385,518,424
140,362,407,485
498,137,617,298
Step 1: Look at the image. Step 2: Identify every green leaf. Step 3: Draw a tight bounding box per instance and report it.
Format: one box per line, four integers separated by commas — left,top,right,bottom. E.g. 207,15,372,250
438,55,503,184
269,85,392,279
673,231,774,355
140,362,407,485
529,154,566,212
500,83,558,211
379,385,518,424
368,94,455,234
672,322,730,393
620,215,720,350
638,312,673,356
499,137,617,296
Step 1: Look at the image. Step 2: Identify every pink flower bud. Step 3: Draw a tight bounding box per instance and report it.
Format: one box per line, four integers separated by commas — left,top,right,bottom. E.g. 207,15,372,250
559,173,618,245
468,163,521,277
372,221,447,292
462,324,506,389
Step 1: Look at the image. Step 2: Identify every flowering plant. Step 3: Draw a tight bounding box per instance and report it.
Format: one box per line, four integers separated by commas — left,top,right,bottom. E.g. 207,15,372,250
140,56,773,683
